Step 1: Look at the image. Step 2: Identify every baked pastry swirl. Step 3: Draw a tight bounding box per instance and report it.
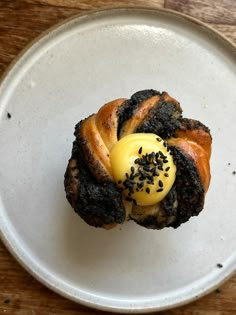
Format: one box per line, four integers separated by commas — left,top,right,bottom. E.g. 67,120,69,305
64,90,212,229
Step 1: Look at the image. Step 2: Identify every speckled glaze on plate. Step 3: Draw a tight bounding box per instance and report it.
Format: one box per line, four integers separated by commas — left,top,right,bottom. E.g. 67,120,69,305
0,7,236,313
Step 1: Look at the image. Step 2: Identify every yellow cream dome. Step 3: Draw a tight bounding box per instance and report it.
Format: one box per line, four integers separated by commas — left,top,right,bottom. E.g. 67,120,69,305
110,133,176,206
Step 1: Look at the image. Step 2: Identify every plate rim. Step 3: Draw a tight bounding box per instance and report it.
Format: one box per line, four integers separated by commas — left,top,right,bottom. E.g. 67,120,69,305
0,6,236,313
1,5,236,86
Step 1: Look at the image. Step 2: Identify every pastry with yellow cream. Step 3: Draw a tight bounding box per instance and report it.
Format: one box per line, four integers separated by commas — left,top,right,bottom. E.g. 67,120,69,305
64,90,212,229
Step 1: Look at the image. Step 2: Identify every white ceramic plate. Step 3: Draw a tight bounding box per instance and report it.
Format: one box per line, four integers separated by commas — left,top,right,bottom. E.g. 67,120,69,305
0,7,236,313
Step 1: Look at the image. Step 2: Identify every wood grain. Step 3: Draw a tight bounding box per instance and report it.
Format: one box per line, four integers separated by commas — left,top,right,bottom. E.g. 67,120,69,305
0,1,236,314
165,0,236,43
25,0,165,9
0,0,164,76
165,0,236,24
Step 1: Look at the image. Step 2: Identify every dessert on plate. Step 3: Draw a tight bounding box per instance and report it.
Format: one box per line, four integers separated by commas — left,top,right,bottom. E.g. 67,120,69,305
64,90,212,229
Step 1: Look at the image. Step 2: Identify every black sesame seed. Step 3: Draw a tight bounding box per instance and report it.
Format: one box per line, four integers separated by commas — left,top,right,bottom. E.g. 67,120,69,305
131,166,135,173
136,188,139,192
153,169,159,176
146,187,150,194
156,137,161,142
159,180,163,187
158,160,163,167
147,180,154,185
163,142,167,147
156,188,163,192
137,159,145,165
164,173,169,177
150,152,155,158
158,166,163,171
163,159,169,163
138,147,143,154
118,180,122,184
125,173,129,179
133,199,137,206
146,173,153,181
124,181,133,188
143,166,151,172
165,166,170,171
138,182,144,188
141,171,148,179
217,263,223,268
7,112,11,119
134,158,140,164
233,171,236,175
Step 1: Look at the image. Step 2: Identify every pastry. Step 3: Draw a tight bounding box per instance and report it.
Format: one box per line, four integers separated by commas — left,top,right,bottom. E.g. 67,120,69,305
64,90,212,229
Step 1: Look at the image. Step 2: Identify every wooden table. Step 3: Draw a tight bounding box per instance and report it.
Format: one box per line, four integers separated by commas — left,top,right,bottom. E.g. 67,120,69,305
0,1,236,314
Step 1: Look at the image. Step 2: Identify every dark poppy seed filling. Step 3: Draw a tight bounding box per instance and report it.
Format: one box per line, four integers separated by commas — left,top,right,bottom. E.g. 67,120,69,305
170,146,205,228
135,93,182,138
65,126,126,228
117,89,161,136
